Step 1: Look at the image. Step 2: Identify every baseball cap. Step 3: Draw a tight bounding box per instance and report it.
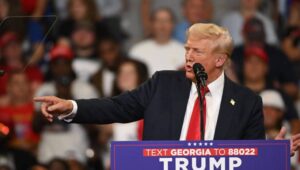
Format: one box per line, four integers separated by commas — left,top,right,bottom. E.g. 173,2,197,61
260,90,285,111
244,45,269,63
49,44,74,61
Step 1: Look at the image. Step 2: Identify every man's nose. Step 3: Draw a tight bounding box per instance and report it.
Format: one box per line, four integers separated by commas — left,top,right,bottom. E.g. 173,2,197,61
185,50,194,61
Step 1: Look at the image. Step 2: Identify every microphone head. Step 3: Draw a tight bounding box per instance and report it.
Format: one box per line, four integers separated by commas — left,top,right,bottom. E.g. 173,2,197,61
192,63,208,83
192,63,204,73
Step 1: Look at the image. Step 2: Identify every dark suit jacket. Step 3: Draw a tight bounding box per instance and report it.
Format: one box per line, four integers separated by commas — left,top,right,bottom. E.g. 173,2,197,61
73,71,265,140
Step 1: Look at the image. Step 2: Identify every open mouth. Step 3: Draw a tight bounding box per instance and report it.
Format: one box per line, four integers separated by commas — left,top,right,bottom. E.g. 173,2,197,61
185,63,193,72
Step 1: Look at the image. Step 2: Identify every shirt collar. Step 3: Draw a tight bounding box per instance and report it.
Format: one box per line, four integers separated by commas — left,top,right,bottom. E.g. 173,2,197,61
192,72,225,98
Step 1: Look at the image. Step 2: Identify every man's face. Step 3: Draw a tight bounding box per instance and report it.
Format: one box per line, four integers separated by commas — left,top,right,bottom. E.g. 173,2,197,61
244,55,267,82
98,40,120,67
7,73,30,100
51,59,72,78
263,106,284,129
184,38,225,82
184,0,208,23
152,10,174,39
71,28,95,49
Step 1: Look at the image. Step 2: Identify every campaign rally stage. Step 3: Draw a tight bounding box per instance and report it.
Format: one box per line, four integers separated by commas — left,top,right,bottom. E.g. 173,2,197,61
111,140,290,170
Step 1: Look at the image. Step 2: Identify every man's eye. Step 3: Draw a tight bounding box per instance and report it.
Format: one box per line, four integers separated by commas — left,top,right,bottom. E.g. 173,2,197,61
195,50,203,54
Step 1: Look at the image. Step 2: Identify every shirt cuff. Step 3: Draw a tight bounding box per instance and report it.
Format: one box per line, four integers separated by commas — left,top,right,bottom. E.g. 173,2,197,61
57,100,78,122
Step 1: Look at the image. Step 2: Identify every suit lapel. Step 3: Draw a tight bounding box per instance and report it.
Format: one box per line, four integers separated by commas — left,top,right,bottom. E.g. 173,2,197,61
170,72,191,140
214,77,237,139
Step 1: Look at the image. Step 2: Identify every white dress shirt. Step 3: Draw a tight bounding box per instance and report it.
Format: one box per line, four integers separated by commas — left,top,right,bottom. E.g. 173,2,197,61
180,72,225,140
60,72,225,140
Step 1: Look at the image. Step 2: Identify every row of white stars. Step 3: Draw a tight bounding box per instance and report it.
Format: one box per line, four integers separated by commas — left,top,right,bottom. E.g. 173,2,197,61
187,142,213,147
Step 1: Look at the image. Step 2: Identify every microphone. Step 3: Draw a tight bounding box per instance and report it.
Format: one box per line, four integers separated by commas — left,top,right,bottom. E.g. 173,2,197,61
192,63,208,140
192,63,208,86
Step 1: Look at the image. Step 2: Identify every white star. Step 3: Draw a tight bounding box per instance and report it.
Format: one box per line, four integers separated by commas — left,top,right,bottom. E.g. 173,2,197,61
204,142,208,146
210,142,213,146
193,142,197,146
199,143,202,146
188,142,191,146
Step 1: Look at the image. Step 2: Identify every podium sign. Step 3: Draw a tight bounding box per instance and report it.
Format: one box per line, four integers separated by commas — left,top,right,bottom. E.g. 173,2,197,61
111,140,290,170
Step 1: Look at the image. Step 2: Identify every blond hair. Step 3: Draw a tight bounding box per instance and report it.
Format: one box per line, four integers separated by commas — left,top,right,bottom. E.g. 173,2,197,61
186,23,234,57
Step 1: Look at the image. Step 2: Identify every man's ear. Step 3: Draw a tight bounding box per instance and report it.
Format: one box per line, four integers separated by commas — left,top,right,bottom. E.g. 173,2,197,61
215,54,227,68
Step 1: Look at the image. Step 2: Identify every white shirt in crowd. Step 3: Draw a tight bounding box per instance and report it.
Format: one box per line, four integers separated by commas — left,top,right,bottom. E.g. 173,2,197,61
129,39,185,76
180,72,225,140
61,72,225,141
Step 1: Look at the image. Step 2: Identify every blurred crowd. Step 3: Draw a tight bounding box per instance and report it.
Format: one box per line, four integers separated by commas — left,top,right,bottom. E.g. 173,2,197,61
0,0,300,169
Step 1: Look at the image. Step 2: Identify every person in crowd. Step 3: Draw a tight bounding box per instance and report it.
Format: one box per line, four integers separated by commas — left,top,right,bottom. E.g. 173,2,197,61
54,0,127,43
130,8,185,76
90,36,126,97
173,0,213,43
261,90,287,140
0,122,37,170
0,0,25,37
112,59,148,141
34,75,89,165
281,0,300,82
242,45,300,134
0,71,39,152
0,32,43,97
231,17,299,100
70,22,100,82
35,44,98,110
221,0,278,46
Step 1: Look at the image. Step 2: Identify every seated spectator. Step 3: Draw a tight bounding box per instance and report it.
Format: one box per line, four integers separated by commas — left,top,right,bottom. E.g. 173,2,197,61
0,0,25,37
35,44,98,110
70,22,100,82
261,90,287,139
221,0,278,46
111,59,148,141
0,71,39,152
130,8,185,76
242,45,300,134
0,32,43,97
55,0,109,41
281,0,300,82
90,36,126,97
173,0,213,43
231,17,298,99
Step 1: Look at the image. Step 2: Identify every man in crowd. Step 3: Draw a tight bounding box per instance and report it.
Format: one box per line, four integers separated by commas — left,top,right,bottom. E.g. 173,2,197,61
130,8,185,76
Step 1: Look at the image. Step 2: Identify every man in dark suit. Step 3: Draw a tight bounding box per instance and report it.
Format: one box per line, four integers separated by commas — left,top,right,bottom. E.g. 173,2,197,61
34,23,300,154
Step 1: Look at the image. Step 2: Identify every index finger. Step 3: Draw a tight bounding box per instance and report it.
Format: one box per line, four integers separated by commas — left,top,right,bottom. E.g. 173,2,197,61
33,96,55,103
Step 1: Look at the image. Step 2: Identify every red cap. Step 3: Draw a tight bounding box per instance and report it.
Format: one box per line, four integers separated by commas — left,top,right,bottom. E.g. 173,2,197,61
0,32,19,48
49,45,74,61
244,45,269,63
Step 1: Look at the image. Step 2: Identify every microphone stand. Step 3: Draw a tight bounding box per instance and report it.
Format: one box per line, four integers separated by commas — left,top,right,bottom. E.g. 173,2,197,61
195,80,205,140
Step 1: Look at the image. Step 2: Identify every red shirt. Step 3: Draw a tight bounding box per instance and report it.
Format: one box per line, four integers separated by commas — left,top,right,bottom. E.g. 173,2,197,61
0,102,39,144
0,66,43,95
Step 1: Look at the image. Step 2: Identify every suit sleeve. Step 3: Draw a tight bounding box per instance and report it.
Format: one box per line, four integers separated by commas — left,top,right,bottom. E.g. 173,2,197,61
71,72,159,124
243,96,266,139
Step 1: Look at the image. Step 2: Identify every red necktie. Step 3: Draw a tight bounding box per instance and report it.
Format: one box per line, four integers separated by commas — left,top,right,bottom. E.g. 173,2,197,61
186,86,209,140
